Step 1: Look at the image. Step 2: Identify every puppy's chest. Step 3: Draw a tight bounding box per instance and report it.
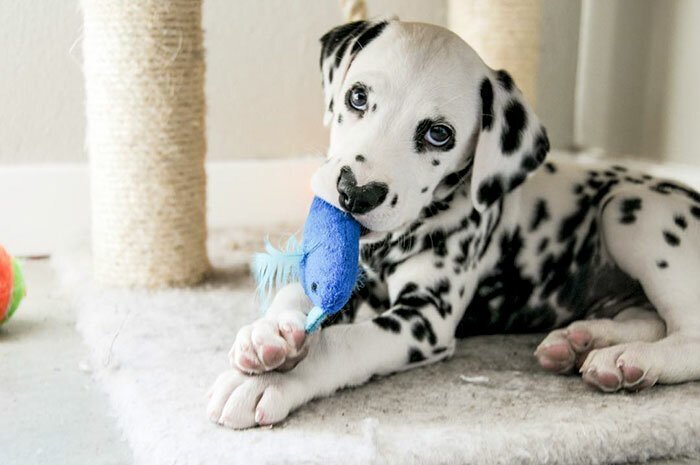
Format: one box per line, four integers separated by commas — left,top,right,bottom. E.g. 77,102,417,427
359,191,503,283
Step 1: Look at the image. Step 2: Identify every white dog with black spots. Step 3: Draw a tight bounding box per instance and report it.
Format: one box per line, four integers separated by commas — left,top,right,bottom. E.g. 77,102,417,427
207,19,700,429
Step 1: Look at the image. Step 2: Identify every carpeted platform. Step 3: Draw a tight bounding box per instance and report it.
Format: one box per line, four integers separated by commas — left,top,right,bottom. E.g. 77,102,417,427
54,231,700,465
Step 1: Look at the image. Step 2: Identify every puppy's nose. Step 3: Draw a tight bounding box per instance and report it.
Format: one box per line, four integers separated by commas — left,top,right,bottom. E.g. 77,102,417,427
336,166,389,214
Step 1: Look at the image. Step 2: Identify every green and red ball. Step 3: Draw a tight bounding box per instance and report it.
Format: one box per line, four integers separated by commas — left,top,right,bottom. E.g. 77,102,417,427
0,245,26,325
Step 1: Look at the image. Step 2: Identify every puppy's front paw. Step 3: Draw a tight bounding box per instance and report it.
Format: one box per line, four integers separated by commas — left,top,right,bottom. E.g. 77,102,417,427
206,369,303,429
229,311,309,374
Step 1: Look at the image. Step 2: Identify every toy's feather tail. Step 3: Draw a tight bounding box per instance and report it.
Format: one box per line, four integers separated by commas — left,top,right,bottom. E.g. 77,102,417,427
252,235,305,310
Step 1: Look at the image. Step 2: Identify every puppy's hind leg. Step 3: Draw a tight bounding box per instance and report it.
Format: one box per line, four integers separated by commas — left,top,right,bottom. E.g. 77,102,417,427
580,185,700,391
535,307,666,374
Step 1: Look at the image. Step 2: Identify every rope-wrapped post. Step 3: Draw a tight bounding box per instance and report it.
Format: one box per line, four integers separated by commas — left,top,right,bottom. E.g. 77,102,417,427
339,0,368,22
82,0,210,288
448,0,542,106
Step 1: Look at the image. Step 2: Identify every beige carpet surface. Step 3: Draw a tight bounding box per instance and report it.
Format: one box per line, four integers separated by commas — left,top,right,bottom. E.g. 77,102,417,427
53,232,700,465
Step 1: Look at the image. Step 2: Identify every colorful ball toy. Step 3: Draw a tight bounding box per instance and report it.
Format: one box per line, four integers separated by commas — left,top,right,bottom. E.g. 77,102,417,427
0,245,26,325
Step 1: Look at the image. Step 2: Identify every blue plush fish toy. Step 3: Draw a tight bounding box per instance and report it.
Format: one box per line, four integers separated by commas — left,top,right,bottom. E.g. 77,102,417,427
253,197,361,332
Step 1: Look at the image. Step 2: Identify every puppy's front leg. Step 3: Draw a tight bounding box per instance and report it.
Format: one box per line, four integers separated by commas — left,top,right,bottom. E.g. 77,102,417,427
229,283,314,374
207,274,457,429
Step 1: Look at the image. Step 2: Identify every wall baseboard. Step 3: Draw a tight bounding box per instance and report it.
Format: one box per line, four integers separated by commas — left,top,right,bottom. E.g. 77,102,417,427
2,152,699,257
0,158,322,256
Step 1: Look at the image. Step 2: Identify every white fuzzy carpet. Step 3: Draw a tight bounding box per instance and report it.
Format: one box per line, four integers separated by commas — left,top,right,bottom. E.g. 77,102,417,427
54,230,700,465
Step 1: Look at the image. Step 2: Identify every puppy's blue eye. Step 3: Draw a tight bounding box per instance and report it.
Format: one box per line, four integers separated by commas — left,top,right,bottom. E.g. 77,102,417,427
348,87,368,111
425,124,452,146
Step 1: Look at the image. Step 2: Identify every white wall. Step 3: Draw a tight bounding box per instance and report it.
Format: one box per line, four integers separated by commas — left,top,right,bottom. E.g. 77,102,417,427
576,0,700,164
0,1,84,164
0,0,446,165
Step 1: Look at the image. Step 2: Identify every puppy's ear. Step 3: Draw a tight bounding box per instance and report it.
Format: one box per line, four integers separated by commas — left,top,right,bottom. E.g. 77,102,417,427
470,70,550,212
319,19,390,126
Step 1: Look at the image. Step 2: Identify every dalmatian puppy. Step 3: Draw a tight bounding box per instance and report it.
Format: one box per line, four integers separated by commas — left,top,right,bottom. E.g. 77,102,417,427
207,19,700,429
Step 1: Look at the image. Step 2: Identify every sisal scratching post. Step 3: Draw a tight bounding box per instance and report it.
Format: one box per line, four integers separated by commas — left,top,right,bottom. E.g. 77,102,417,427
82,0,210,288
339,0,368,22
448,0,543,107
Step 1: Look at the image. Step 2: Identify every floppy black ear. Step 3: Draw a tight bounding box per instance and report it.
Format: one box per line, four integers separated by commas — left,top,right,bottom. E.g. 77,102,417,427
470,70,550,212
319,19,390,125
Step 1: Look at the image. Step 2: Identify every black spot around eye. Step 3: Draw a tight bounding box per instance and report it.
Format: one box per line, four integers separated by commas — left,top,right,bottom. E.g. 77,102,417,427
311,282,318,292
413,119,432,153
414,118,455,153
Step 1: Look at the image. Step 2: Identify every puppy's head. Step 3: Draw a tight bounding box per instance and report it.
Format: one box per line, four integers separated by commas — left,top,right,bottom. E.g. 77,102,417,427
312,19,549,234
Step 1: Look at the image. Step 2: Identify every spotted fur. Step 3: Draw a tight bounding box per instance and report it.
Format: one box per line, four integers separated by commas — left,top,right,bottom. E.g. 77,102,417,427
208,19,700,430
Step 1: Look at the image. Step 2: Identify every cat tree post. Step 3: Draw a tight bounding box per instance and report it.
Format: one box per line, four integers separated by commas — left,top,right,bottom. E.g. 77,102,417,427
82,0,210,288
448,0,543,107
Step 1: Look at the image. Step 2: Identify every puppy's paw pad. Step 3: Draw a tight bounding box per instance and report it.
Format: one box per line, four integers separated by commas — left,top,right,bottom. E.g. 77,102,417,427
583,368,621,392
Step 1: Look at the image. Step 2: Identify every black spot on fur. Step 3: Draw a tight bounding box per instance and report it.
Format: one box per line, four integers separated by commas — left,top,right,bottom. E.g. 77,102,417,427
390,194,398,207
612,165,628,172
432,159,440,166
373,316,400,333
619,197,642,224
501,100,527,154
537,237,549,254
337,113,343,124
372,103,377,112
412,323,427,341
530,198,550,231
421,187,429,193
533,129,550,163
480,78,494,130
674,214,688,229
496,70,514,91
692,206,700,219
651,181,700,203
408,348,426,364
663,230,680,247
477,176,504,207
328,98,334,113
350,21,388,55
544,162,557,174
319,20,367,66
657,260,668,269
355,153,364,162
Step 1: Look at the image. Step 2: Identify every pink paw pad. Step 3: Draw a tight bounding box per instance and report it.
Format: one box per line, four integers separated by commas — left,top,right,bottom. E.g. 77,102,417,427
619,363,644,385
567,329,592,351
536,343,575,372
583,368,621,392
261,345,285,367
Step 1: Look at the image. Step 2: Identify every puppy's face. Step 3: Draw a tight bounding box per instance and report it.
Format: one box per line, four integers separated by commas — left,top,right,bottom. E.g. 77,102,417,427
312,20,549,235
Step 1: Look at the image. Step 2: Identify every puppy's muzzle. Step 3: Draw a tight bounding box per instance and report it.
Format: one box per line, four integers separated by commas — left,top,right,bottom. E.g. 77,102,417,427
336,166,388,215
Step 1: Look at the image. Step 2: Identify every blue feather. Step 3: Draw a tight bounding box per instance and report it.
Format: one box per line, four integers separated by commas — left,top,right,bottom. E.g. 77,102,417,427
252,235,305,310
